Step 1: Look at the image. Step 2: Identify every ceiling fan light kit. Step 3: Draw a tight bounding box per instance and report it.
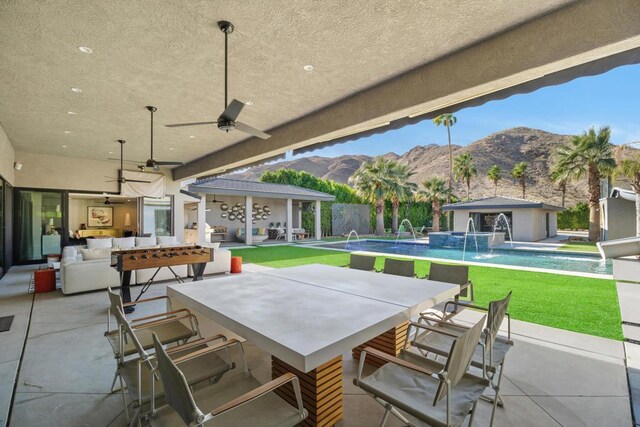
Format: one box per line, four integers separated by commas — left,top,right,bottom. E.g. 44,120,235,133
165,21,271,140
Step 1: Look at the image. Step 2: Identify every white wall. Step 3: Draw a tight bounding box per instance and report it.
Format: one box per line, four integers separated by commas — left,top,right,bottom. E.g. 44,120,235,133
452,208,556,242
68,197,137,233
0,124,15,185
204,195,287,242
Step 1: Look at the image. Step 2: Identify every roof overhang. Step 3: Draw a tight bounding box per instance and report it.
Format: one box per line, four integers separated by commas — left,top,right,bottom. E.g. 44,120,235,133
444,203,564,212
173,0,640,179
188,183,335,202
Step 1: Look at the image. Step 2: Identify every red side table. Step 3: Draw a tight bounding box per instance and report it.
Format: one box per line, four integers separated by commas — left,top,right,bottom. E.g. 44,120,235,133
230,256,242,274
34,268,56,293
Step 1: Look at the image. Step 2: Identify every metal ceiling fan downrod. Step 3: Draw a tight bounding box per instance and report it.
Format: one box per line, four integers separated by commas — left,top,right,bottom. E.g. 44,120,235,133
218,20,235,133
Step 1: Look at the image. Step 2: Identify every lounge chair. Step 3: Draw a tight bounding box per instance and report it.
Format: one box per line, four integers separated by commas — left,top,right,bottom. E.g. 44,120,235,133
112,306,234,424
413,292,513,424
148,333,308,426
382,258,415,277
354,316,492,426
349,254,376,271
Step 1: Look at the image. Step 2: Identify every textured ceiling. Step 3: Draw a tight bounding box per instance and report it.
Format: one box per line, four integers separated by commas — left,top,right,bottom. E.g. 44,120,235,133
0,0,574,167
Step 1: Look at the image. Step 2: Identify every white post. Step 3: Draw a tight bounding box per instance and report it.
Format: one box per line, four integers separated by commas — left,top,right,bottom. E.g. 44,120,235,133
315,200,322,240
286,198,293,242
245,195,253,245
298,202,303,228
197,195,206,243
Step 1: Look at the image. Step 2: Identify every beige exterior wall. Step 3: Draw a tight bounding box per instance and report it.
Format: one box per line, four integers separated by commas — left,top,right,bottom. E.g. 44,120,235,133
451,207,558,242
0,124,15,185
600,197,636,241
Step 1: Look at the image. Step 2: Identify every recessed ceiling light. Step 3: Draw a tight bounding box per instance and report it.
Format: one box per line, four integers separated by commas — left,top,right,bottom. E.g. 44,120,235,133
303,64,314,71
245,100,254,106
189,135,195,139
78,46,93,54
169,148,175,151
64,130,71,134
70,87,82,93
108,151,113,154
67,111,77,115
61,145,68,148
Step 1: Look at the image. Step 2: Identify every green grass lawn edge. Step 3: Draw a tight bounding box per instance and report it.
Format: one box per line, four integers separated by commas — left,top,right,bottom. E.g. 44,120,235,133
230,245,622,341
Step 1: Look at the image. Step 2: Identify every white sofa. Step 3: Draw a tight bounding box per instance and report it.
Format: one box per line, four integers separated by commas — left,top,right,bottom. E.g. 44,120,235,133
60,237,232,294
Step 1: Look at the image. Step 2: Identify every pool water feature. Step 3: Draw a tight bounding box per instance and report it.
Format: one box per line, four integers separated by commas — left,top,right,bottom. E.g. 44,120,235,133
319,239,611,275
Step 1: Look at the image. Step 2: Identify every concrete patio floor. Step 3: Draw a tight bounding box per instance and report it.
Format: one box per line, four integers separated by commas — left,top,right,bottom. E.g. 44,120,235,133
0,264,633,426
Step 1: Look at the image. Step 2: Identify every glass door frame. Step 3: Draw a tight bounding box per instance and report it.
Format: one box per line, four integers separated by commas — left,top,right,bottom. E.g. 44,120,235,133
138,195,174,237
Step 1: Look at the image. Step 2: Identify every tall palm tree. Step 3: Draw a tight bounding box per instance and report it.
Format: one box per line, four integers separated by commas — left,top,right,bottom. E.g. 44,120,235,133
349,158,395,236
453,152,477,200
487,165,501,196
388,162,417,233
512,162,528,199
614,151,640,236
555,126,615,241
434,113,457,228
417,177,453,232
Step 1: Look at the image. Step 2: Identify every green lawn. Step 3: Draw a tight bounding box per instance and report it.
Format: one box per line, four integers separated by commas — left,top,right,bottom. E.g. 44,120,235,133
230,246,622,341
558,242,599,253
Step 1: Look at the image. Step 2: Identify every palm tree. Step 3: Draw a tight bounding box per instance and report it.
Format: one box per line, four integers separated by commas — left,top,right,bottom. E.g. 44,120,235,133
453,153,477,200
417,177,453,232
434,113,457,228
555,126,615,241
388,162,417,233
614,151,640,236
512,162,528,199
349,158,395,236
550,166,571,208
487,165,501,196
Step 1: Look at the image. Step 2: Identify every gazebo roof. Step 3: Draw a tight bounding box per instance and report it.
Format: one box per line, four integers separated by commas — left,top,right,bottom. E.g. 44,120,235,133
443,196,564,211
189,177,335,201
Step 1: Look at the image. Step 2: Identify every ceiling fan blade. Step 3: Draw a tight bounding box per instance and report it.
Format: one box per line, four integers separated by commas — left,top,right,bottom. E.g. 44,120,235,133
235,121,271,140
165,121,217,128
109,201,125,204
124,179,152,183
154,161,184,166
220,99,244,121
105,180,118,183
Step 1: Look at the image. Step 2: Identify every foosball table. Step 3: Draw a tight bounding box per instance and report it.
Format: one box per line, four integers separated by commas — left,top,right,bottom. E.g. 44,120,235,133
111,245,213,312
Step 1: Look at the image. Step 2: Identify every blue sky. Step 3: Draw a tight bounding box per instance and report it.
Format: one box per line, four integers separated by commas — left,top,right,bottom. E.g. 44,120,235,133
290,63,640,159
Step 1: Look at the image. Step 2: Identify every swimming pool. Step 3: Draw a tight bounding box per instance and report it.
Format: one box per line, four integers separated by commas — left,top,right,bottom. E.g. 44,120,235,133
318,240,612,275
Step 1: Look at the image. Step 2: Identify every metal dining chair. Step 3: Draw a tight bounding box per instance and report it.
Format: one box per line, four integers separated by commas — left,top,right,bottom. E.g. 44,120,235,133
412,292,513,424
354,316,492,426
148,333,308,426
112,306,234,425
382,258,415,277
349,254,376,271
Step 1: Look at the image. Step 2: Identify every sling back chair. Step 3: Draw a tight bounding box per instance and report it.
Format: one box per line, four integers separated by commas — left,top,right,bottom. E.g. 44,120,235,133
382,258,415,277
354,316,492,426
148,333,308,426
349,254,377,271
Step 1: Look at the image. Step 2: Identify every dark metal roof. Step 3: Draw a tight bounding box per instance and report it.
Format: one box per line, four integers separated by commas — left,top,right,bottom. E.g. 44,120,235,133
443,196,564,211
189,177,335,201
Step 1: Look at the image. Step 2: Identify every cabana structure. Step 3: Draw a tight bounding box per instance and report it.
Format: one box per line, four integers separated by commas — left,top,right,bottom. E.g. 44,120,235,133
189,178,335,245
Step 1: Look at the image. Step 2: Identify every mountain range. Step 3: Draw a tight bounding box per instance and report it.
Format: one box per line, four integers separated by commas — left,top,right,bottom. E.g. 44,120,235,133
232,127,629,207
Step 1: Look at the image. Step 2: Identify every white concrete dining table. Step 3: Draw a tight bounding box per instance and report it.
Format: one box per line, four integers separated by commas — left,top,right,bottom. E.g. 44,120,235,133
167,264,459,427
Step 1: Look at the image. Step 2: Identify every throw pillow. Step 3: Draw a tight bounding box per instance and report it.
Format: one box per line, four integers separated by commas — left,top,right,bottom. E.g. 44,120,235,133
135,237,155,247
258,227,266,235
113,237,135,250
80,247,112,260
87,238,113,249
156,235,178,246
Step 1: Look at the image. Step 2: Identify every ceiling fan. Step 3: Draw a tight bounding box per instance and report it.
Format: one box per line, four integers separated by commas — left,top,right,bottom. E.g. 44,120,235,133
208,194,225,204
144,106,184,170
165,21,271,140
105,140,151,184
102,196,124,205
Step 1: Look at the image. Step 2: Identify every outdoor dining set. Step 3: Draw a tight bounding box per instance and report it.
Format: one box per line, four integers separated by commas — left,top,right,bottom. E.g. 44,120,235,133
103,254,513,427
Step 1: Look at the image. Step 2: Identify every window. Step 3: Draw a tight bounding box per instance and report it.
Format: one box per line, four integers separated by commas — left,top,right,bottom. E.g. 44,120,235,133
142,196,173,237
14,190,63,263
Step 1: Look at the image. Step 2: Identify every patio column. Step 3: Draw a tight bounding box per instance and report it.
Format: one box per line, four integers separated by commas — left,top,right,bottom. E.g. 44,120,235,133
297,202,303,228
315,200,322,240
286,198,293,242
197,194,206,243
245,195,253,245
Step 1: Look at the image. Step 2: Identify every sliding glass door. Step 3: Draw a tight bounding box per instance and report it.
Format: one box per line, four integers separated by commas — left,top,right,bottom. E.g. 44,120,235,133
14,189,64,263
0,179,3,275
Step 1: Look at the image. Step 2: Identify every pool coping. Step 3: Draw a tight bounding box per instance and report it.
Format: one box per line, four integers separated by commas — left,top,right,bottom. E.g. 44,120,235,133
303,241,613,280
